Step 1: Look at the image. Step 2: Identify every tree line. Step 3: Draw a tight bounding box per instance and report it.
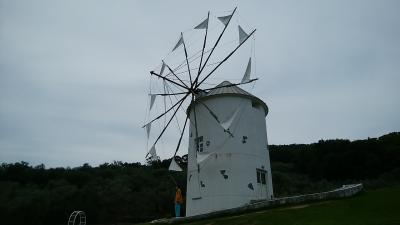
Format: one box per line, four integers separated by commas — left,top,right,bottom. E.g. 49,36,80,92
0,132,399,225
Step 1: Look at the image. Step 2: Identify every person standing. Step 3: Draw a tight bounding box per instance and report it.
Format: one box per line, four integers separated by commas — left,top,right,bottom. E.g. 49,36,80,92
174,186,183,217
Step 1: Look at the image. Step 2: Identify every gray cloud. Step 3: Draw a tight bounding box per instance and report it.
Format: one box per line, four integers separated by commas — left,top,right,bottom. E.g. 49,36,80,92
1,0,399,167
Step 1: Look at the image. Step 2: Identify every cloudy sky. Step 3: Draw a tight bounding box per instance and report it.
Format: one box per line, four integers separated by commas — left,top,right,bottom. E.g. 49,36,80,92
1,0,399,167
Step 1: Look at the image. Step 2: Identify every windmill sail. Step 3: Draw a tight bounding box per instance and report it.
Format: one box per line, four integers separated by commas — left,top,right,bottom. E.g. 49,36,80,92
197,152,212,164
241,58,251,83
145,123,151,138
221,107,241,130
194,18,208,29
217,15,232,26
238,25,249,44
172,35,184,51
160,61,166,75
149,94,156,110
169,158,183,171
148,145,157,158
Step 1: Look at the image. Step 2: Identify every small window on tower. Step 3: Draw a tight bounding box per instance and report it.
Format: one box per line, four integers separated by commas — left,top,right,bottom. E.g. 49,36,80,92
252,101,259,108
256,169,267,184
252,101,262,111
195,136,204,152
261,172,266,184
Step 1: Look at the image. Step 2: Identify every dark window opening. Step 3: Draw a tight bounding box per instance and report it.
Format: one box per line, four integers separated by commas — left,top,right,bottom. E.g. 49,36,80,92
252,101,259,108
252,101,263,111
195,136,204,152
256,169,267,184
261,173,266,184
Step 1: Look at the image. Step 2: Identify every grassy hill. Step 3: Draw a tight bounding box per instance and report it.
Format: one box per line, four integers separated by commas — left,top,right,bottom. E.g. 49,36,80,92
158,187,400,225
0,132,398,224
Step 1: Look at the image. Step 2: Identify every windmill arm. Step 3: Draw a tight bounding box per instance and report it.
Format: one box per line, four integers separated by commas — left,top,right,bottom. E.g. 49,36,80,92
163,62,190,89
142,93,189,128
173,114,189,157
196,29,257,89
150,91,189,96
195,11,210,87
150,71,190,90
152,93,189,147
195,100,235,138
192,95,200,156
196,100,221,124
195,7,237,83
181,32,193,85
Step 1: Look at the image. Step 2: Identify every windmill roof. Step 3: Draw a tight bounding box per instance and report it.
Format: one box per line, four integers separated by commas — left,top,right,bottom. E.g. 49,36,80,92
188,81,268,116
206,81,253,96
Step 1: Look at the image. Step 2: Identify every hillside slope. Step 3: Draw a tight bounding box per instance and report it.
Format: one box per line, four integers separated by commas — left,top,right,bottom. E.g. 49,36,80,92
174,187,400,225
1,132,399,224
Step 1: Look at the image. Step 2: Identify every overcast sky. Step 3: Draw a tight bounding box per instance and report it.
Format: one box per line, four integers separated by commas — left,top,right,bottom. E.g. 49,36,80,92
1,0,399,167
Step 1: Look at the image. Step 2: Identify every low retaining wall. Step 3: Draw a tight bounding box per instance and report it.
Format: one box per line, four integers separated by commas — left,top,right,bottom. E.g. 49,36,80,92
248,183,363,210
151,183,363,224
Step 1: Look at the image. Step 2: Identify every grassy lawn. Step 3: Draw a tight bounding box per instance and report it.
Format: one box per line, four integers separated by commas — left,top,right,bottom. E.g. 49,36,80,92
169,187,400,225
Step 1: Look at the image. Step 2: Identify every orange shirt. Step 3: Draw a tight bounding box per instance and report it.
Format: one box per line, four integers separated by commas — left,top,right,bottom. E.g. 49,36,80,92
175,188,183,204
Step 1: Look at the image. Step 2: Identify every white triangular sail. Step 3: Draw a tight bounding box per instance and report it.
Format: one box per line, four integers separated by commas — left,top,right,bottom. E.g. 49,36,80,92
221,107,242,130
145,123,151,138
148,145,157,158
172,35,184,51
217,15,232,26
169,158,183,171
160,61,166,75
241,58,251,83
149,94,156,110
238,25,249,44
197,152,212,164
194,18,208,29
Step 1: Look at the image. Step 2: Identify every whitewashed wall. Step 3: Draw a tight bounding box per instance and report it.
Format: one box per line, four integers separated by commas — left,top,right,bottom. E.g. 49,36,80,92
186,94,273,216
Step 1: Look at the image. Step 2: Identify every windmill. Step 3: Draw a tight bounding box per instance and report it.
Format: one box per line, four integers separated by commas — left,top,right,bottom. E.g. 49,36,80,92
143,8,273,216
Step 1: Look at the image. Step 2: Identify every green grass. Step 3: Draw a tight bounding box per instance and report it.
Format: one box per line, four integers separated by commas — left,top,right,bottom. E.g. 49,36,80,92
166,187,400,225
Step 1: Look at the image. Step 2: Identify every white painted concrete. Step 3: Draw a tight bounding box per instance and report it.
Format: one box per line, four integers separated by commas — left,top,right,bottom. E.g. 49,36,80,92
186,85,274,216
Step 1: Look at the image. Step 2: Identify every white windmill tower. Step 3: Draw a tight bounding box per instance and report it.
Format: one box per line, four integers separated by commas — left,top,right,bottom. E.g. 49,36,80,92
185,81,273,216
143,8,273,216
